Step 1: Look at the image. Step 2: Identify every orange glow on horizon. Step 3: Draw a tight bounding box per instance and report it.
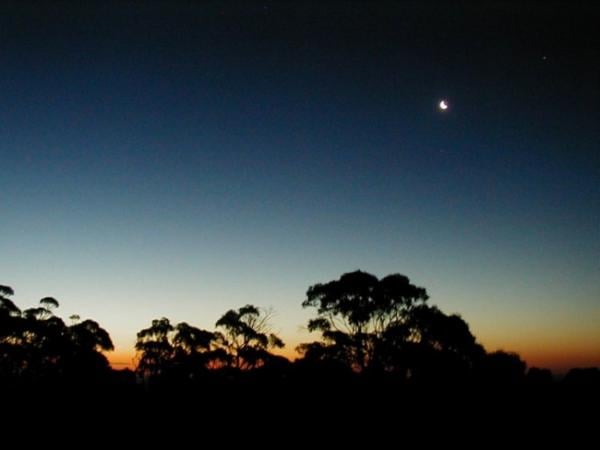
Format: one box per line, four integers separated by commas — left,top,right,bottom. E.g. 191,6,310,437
108,351,137,371
107,345,300,371
108,345,599,374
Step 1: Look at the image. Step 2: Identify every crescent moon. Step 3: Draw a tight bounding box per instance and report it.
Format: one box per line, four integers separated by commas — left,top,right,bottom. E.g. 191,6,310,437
439,100,448,110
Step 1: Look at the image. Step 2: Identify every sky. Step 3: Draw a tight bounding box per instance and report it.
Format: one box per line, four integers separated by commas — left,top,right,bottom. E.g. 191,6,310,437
1,1,598,372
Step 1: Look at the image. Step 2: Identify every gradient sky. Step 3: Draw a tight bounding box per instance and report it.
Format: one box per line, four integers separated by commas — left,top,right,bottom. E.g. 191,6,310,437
1,1,598,372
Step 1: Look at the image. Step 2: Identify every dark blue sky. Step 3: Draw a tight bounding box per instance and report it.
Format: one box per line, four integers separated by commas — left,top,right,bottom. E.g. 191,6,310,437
1,1,598,369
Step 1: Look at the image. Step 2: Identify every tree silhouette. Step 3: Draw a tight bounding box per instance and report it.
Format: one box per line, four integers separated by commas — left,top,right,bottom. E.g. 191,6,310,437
135,318,175,379
173,322,215,355
216,305,284,370
40,297,59,311
526,367,553,385
135,318,225,382
478,350,527,384
0,286,114,384
563,367,600,386
300,271,429,372
381,304,485,380
64,319,114,379
172,322,228,374
4,279,597,390
0,285,19,316
0,285,23,378
69,320,113,352
300,270,485,381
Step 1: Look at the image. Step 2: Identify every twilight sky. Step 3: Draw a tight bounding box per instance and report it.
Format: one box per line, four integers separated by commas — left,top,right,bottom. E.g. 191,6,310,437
1,1,598,371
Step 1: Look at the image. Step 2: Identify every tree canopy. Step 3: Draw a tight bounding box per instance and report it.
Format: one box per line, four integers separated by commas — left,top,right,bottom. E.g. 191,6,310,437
215,304,284,370
0,286,113,383
6,274,593,390
300,270,484,379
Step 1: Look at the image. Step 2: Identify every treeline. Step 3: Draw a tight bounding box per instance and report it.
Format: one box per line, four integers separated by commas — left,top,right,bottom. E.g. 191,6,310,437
0,285,113,387
1,271,599,391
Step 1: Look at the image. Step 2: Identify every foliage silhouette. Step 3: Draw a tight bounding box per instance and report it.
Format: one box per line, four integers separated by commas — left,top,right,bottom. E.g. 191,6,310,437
563,367,600,386
300,271,428,371
215,305,285,370
172,322,228,376
0,285,113,385
477,350,527,384
526,367,554,385
135,317,175,378
134,305,285,387
299,270,484,381
2,277,598,393
0,285,19,316
135,317,226,384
